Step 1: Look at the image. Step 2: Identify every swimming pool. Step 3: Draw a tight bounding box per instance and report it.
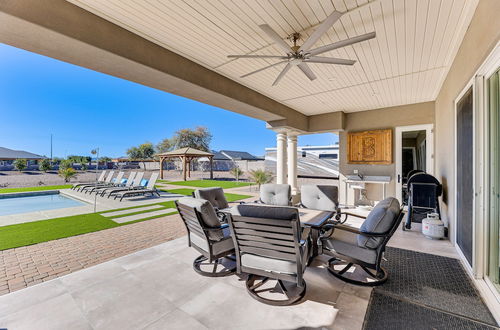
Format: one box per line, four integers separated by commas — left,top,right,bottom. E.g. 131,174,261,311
0,192,86,216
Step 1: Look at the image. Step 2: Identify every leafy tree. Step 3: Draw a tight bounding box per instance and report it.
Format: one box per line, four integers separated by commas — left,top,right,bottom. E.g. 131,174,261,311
171,126,212,151
39,159,52,172
58,168,78,182
13,159,27,172
156,138,174,154
127,142,155,168
248,169,273,189
59,159,73,171
100,156,112,163
230,167,244,181
80,162,88,171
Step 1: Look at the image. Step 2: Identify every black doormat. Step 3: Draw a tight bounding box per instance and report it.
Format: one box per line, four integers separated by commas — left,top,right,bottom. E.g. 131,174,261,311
363,247,497,328
363,292,497,330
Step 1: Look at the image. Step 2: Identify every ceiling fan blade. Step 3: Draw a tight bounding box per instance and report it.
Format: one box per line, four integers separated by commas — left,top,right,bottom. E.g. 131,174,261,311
272,63,292,86
227,54,289,59
305,56,356,65
297,63,317,81
259,24,291,53
299,11,343,52
241,60,288,78
307,31,376,56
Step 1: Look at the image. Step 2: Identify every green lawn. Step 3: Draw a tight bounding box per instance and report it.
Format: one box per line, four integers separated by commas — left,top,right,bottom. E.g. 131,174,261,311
0,201,177,251
0,185,72,194
166,179,253,189
161,188,251,202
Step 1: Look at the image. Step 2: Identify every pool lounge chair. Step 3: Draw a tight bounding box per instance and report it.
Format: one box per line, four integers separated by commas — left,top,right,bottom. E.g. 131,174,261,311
86,171,124,195
114,172,160,201
98,172,136,197
106,172,145,198
71,170,106,190
77,171,114,192
80,170,115,193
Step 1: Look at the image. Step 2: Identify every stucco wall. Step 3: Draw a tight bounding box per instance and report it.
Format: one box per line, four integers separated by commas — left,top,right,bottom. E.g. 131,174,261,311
339,101,435,201
435,0,500,238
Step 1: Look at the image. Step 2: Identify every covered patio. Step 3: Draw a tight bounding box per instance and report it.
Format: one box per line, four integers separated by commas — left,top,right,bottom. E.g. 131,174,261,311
1,0,500,328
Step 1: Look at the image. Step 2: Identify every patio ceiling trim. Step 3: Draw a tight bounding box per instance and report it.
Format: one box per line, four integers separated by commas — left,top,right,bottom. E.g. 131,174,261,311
0,0,310,131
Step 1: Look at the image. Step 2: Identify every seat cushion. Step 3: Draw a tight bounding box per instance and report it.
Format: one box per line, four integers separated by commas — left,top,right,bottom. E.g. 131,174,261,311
190,227,234,255
194,187,229,210
358,197,400,249
324,229,377,265
232,204,298,220
259,184,291,206
300,185,339,211
240,240,308,275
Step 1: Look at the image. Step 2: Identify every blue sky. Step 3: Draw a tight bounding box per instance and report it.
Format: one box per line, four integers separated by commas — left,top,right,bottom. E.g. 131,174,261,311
0,44,338,158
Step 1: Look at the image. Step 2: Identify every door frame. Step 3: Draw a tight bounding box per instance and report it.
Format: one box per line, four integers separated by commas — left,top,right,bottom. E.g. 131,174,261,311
395,124,434,203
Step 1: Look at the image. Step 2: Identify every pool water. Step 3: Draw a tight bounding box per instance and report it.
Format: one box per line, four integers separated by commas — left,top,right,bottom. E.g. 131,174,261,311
0,193,86,216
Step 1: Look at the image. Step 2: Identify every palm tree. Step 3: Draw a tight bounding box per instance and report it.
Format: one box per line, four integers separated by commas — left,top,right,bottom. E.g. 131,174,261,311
229,166,244,181
248,169,273,189
58,168,78,182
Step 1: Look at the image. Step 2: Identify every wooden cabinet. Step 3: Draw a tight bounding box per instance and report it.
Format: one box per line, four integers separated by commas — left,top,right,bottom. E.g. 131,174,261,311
348,129,392,164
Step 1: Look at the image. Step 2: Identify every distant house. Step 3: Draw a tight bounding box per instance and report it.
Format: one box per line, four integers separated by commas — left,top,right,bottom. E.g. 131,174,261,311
210,150,264,172
0,147,46,170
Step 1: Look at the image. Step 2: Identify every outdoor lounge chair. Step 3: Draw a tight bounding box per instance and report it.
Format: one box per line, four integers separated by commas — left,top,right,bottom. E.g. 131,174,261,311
319,197,404,286
114,172,160,201
80,170,115,193
78,170,114,192
98,171,136,197
175,197,236,277
256,184,292,206
71,170,107,190
226,204,311,305
86,171,124,195
105,172,144,198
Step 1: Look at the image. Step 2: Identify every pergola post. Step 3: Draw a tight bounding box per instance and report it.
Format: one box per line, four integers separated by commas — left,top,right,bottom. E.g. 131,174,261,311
182,156,187,181
159,157,164,179
187,157,191,178
209,156,213,179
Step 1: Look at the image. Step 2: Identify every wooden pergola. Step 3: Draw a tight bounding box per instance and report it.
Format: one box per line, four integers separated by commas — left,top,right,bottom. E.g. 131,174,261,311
156,147,214,181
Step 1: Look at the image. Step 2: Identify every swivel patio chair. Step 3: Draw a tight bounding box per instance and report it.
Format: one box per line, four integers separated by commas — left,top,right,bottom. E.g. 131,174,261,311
193,187,240,222
299,185,341,217
319,197,404,286
256,184,292,206
175,197,236,277
227,204,311,305
404,173,442,230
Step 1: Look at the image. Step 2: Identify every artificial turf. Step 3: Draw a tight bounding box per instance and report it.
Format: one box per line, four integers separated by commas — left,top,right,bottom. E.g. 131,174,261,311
0,185,72,194
166,179,253,189
0,201,178,250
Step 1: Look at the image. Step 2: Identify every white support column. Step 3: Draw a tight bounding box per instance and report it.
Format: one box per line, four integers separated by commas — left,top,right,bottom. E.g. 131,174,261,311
287,134,298,195
276,132,287,184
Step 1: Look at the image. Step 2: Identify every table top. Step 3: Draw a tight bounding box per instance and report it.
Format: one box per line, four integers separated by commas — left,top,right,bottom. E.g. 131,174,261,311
222,203,333,228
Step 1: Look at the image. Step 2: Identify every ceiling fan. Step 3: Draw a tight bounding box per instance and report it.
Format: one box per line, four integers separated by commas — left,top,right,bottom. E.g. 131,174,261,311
227,10,376,86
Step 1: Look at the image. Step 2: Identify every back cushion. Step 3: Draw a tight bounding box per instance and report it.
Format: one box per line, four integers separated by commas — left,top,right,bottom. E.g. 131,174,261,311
194,187,229,210
260,184,291,206
233,204,298,220
177,197,223,240
358,197,400,249
300,185,338,211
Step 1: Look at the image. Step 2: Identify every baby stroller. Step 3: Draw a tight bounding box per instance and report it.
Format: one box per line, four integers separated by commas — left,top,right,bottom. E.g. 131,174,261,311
403,173,442,230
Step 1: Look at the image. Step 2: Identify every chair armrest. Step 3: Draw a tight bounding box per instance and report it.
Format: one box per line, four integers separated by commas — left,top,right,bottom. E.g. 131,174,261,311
301,226,311,241
333,224,390,237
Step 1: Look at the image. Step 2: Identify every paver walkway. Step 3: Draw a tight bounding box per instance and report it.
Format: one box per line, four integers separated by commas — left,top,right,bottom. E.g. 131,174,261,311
0,214,186,295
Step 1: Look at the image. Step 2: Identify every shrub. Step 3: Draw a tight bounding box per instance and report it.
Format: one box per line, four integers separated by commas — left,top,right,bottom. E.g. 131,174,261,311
59,159,73,171
13,159,27,172
58,168,78,182
39,159,52,172
230,167,244,181
248,169,273,189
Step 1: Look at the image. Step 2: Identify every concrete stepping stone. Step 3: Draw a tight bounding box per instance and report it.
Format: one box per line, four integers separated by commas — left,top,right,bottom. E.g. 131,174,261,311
102,205,164,217
112,208,177,224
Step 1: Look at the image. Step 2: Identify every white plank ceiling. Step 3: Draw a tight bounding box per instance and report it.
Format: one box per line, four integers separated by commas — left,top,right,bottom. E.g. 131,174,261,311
67,0,478,115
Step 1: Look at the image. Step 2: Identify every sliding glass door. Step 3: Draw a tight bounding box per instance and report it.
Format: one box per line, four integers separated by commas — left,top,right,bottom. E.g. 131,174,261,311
487,68,500,292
